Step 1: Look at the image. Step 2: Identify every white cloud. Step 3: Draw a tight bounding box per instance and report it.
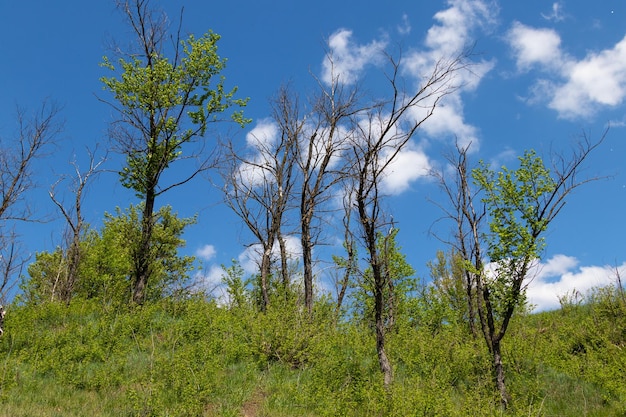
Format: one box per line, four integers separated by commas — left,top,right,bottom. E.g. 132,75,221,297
397,13,411,36
196,264,229,305
541,2,565,22
425,0,497,56
319,0,498,194
415,94,481,150
322,29,387,85
238,235,302,275
525,255,626,311
245,118,279,149
196,244,216,261
507,22,564,71
550,37,626,118
380,142,431,195
507,22,626,119
236,119,280,189
403,0,497,148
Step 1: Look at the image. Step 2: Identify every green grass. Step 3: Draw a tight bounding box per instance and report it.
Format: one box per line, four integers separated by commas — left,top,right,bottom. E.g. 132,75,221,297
0,295,623,416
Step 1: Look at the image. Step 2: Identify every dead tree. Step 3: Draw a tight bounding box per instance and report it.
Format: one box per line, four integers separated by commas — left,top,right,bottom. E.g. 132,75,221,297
345,52,467,388
221,87,299,311
296,64,359,314
49,148,105,303
0,102,62,298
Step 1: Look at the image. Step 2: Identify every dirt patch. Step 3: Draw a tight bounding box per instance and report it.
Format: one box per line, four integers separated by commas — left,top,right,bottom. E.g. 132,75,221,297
241,388,266,417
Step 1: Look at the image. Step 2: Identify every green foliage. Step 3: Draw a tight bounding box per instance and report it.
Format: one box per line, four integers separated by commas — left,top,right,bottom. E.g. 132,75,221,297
101,31,249,199
20,204,196,306
220,259,250,310
472,151,556,318
424,250,473,329
85,204,196,303
20,250,64,304
0,288,625,416
474,150,554,265
352,229,416,330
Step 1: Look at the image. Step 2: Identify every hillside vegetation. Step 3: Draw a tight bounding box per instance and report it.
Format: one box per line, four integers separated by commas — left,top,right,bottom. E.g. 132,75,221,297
0,283,624,417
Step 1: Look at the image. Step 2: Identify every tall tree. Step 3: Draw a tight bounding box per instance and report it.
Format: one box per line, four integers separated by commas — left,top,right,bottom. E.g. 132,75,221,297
345,52,466,388
431,142,485,339
296,68,359,314
100,0,248,303
437,134,605,408
0,102,62,300
221,88,299,311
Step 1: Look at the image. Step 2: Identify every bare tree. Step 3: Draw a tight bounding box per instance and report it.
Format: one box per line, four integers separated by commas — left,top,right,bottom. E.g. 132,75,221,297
296,65,360,314
0,102,62,299
49,148,106,303
344,52,466,388
431,141,486,339
221,86,299,311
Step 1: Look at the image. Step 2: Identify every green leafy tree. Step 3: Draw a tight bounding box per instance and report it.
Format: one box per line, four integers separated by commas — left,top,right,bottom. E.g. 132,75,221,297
20,249,65,305
425,250,472,329
22,204,195,306
100,0,249,304
353,229,416,333
469,138,604,408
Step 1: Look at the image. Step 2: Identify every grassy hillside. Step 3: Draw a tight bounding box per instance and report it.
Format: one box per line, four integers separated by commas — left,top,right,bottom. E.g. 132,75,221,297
0,290,624,416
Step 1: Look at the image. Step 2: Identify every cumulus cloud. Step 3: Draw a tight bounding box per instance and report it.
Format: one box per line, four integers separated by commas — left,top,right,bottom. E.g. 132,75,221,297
424,0,497,56
380,142,431,195
245,118,279,150
196,244,216,261
550,37,626,117
235,119,280,189
318,0,497,195
321,29,387,85
525,255,626,311
403,0,497,149
507,22,564,71
507,22,626,119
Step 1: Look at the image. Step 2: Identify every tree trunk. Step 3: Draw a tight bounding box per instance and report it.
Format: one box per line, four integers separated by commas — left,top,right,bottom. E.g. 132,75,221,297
464,269,477,338
132,190,156,304
374,272,393,388
301,220,313,314
259,246,272,311
278,234,289,295
492,339,510,409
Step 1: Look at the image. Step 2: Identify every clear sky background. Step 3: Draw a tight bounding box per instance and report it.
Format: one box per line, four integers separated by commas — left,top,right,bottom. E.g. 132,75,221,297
0,0,624,311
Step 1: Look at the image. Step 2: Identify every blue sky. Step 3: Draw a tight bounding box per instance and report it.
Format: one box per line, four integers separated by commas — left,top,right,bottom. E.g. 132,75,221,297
0,0,624,310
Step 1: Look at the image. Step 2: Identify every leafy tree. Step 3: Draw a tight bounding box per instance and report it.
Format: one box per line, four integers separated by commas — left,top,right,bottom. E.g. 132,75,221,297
220,259,250,310
426,249,473,328
462,137,602,407
100,0,249,304
20,249,65,305
22,204,195,306
352,229,416,333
